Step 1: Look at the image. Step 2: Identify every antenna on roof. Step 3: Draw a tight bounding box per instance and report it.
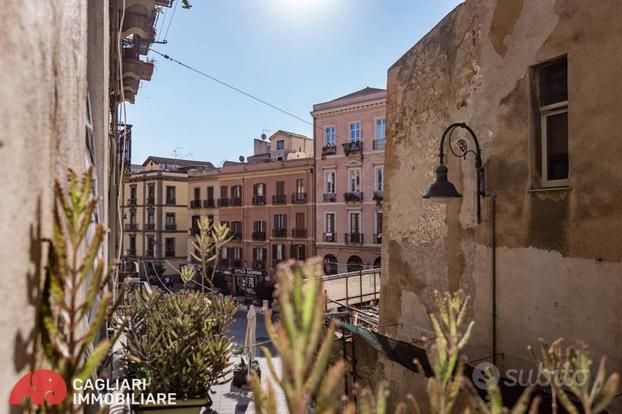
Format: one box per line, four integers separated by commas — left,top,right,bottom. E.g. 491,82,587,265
261,129,270,140
239,156,245,162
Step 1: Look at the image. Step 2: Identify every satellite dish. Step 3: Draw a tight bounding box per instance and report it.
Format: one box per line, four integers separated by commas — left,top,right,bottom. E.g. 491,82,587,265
239,156,245,162
261,133,267,140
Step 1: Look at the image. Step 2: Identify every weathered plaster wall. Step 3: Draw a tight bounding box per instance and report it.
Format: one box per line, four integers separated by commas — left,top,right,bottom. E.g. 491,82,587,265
0,0,100,408
380,0,622,408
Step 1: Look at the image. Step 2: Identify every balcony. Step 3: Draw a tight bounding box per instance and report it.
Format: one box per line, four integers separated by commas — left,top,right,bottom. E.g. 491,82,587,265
231,259,243,269
373,139,386,150
322,144,337,157
323,233,335,242
126,249,137,256
253,261,267,271
272,228,287,238
323,193,336,202
217,198,230,207
219,258,231,268
203,199,215,208
291,228,307,238
231,232,242,241
144,223,156,231
230,197,242,207
345,233,364,245
165,224,177,231
343,141,363,155
252,231,266,241
189,200,202,208
127,198,137,206
373,233,382,244
272,194,287,205
252,195,266,206
125,223,138,231
146,197,155,205
344,191,363,203
373,191,384,202
166,198,176,205
291,192,307,204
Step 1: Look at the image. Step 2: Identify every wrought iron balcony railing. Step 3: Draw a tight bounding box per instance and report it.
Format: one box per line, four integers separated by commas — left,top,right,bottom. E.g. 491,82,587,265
291,228,307,238
323,233,335,242
146,197,155,205
230,197,242,206
125,223,138,231
272,194,287,205
165,224,177,231
252,231,266,241
373,191,384,202
272,228,287,238
345,233,364,245
344,191,363,203
322,144,337,157
144,223,156,231
343,141,363,155
189,200,201,208
253,261,266,271
373,233,382,244
252,195,266,206
291,192,307,204
127,198,137,206
323,193,336,202
217,198,229,207
203,199,215,208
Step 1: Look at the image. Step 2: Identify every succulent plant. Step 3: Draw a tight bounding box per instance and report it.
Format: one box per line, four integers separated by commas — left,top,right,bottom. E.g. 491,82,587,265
191,217,232,290
124,290,238,403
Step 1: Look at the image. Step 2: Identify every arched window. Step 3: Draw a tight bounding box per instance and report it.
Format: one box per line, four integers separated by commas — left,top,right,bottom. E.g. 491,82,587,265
373,257,381,269
323,254,338,275
347,255,363,273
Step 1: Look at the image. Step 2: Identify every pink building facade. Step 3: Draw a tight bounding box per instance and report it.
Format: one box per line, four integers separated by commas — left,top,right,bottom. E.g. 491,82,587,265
312,88,386,274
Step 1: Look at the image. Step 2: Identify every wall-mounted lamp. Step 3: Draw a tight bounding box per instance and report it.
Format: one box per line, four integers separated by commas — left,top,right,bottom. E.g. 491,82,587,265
423,123,486,223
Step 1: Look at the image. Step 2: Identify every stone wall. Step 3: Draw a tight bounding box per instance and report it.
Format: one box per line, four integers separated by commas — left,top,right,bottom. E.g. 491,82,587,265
380,0,622,409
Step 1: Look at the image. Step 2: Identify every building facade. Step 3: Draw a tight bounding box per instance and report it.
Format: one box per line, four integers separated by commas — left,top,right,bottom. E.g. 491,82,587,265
215,132,315,290
122,156,216,277
378,0,622,411
312,88,386,274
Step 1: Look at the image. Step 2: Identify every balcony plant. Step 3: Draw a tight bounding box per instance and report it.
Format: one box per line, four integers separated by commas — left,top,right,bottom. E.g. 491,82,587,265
125,289,238,413
191,217,233,290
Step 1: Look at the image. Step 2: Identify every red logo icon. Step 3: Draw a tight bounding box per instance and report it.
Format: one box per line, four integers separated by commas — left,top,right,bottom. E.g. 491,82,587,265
9,370,67,406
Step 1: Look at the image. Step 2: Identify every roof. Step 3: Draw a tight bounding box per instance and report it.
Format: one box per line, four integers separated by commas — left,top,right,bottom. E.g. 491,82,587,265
268,130,313,141
142,156,215,169
312,87,386,112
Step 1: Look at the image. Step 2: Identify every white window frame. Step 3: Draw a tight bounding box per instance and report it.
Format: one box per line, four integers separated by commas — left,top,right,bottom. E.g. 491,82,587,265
221,246,228,259
375,211,383,235
540,101,569,187
348,211,361,234
324,170,336,194
275,214,286,229
325,126,336,146
348,168,361,192
374,166,384,192
233,247,242,260
275,244,284,261
349,121,361,143
375,118,386,141
324,212,335,235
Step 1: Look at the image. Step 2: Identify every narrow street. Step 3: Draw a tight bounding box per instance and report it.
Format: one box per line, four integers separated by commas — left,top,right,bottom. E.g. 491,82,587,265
211,306,287,413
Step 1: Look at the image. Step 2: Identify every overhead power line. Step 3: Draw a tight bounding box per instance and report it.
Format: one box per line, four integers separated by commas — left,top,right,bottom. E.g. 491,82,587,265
149,48,314,127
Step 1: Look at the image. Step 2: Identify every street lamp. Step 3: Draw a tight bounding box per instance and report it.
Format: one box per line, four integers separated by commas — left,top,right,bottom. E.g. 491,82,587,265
423,123,486,223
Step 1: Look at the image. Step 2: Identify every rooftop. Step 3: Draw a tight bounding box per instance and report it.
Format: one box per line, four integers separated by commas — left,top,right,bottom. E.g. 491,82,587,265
312,87,386,113
268,130,313,141
142,156,216,169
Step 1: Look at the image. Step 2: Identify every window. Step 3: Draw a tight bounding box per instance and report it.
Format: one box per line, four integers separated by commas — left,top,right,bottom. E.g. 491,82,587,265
207,186,214,201
254,248,266,261
220,186,228,198
231,220,242,234
273,244,285,261
349,212,361,234
191,215,200,230
146,236,155,257
347,255,363,272
147,184,155,202
325,171,336,193
166,212,175,226
536,57,568,187
276,181,285,195
276,140,285,150
293,244,306,261
375,167,384,192
324,254,338,275
221,246,228,259
166,186,176,204
129,210,136,225
130,185,137,200
296,179,304,195
233,247,242,261
193,187,200,201
375,118,386,140
325,213,335,234
129,235,136,253
349,122,361,142
232,185,242,199
254,183,265,196
295,212,305,229
165,238,175,257
254,220,266,232
274,214,287,229
375,212,383,243
146,209,154,225
348,169,361,192
325,127,336,146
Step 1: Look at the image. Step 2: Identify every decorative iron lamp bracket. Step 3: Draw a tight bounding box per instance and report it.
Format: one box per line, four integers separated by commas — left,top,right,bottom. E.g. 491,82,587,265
423,123,486,223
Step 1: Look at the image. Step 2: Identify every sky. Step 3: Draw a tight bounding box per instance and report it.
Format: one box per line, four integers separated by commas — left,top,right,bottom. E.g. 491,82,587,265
127,0,463,166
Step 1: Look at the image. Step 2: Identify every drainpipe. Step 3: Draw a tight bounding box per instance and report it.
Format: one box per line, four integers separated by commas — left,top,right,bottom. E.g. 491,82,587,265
491,192,497,366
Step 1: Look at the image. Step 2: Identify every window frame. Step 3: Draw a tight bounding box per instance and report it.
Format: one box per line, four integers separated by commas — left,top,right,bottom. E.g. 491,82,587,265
324,170,336,194
375,118,386,141
540,104,569,187
349,121,361,143
349,211,361,234
325,212,335,234
374,166,384,192
348,168,361,192
325,126,336,146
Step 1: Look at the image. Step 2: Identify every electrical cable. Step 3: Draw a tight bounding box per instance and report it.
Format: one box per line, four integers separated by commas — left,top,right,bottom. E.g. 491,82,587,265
162,0,179,43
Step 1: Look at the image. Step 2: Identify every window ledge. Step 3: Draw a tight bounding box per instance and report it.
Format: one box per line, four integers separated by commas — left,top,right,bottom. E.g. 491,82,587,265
528,186,572,193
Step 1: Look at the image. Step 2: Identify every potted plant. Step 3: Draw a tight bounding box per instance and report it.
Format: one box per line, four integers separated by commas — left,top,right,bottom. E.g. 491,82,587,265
125,290,238,413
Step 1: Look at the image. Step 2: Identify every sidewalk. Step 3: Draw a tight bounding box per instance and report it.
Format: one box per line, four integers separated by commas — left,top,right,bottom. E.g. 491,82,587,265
211,306,287,413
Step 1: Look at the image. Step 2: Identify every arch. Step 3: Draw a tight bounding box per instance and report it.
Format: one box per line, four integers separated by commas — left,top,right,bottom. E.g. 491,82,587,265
347,255,363,273
373,257,381,269
323,254,338,275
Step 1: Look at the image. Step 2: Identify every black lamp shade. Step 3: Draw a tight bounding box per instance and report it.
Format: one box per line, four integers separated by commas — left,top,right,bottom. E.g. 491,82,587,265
423,164,462,199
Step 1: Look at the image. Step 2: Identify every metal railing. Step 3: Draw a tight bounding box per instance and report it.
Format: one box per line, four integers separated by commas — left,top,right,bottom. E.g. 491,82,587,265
291,228,307,238
345,233,364,245
252,231,266,241
343,141,363,155
189,200,201,208
322,145,337,157
272,228,287,238
323,193,336,202
203,199,215,208
323,232,335,242
272,194,287,205
252,195,266,206
291,192,307,204
344,192,363,203
323,268,381,310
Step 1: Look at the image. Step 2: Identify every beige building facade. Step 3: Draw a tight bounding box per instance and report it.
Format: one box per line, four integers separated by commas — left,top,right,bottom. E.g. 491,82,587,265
378,0,622,410
312,88,385,274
